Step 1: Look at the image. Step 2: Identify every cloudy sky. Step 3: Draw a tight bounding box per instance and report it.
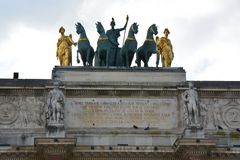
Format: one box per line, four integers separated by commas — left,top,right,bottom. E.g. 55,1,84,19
0,0,240,80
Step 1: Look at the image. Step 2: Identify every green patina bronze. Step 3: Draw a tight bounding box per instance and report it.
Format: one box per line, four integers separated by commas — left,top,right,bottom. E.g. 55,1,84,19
105,16,129,66
135,24,158,67
95,22,112,66
75,16,159,68
120,23,139,67
75,22,95,66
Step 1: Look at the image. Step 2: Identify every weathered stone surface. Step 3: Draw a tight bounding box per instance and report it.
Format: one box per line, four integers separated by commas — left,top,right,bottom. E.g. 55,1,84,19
199,98,240,129
0,68,240,159
52,66,186,84
0,96,45,128
75,134,177,146
65,98,179,129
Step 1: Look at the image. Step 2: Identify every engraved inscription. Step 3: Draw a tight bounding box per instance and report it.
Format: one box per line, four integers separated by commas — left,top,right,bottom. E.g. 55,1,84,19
67,98,178,129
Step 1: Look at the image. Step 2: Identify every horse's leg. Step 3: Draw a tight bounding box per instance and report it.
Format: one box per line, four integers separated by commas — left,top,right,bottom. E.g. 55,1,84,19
135,50,141,67
81,53,86,66
144,60,148,67
129,50,134,67
98,51,102,66
98,50,103,66
126,50,130,67
95,49,99,66
106,49,109,67
86,49,90,66
103,55,106,66
121,48,126,67
144,52,149,67
89,48,94,66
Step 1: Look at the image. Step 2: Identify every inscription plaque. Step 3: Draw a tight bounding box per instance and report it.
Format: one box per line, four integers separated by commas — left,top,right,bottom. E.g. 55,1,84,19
66,98,178,129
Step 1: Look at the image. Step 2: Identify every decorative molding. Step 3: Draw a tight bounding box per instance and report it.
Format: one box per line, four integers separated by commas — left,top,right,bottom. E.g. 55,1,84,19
66,89,179,97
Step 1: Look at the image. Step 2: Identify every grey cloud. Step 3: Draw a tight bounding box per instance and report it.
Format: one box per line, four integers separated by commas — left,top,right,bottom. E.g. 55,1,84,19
0,0,86,43
0,0,83,25
1,0,240,80
175,0,240,56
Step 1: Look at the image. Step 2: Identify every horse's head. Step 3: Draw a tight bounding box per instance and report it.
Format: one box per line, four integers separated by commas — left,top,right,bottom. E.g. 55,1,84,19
96,22,105,34
150,24,158,35
131,23,139,34
75,22,84,35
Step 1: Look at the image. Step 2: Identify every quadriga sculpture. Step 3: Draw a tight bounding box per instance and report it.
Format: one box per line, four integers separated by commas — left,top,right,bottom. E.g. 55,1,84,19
135,24,158,67
95,22,112,66
120,23,139,67
75,22,95,66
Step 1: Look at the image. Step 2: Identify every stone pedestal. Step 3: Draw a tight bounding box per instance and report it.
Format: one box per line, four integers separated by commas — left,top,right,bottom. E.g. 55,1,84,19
49,66,187,146
47,124,65,138
184,127,205,139
52,66,186,84
1,66,240,159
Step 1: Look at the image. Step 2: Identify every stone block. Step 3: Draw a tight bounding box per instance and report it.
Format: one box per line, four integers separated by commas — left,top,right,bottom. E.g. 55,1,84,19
52,66,186,84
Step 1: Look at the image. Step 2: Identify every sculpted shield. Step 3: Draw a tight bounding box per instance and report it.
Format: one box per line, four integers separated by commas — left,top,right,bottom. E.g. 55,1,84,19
0,102,19,125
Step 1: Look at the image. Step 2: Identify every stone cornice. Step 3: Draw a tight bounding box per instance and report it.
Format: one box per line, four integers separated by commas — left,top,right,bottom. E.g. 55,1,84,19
53,66,186,73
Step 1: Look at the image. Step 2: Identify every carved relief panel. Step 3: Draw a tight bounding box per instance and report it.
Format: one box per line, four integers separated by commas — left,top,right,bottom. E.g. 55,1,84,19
200,98,240,129
0,96,45,128
0,102,19,125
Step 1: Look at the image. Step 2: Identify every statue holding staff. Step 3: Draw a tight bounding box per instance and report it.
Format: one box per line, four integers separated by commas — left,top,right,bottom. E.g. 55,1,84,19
106,15,129,66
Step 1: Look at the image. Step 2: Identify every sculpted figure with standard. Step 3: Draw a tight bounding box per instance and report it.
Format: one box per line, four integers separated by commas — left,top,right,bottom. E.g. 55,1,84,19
106,16,129,66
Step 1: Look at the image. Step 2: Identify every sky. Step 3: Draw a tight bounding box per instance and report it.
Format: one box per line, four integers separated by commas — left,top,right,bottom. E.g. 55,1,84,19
0,0,240,80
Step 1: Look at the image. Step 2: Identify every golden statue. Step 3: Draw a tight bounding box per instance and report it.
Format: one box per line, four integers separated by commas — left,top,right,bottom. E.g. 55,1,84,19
156,28,174,67
56,26,76,66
